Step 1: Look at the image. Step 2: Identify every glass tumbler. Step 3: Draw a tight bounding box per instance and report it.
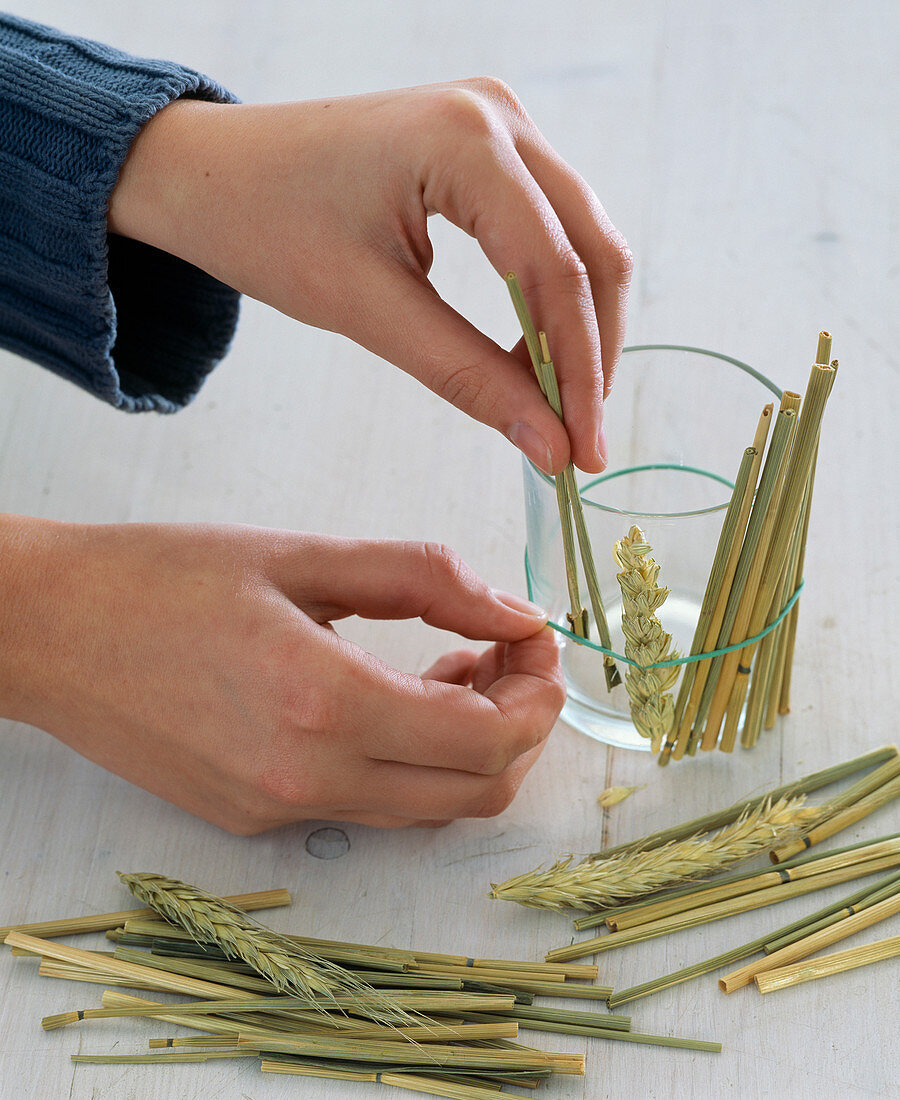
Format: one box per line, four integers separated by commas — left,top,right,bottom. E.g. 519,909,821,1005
523,346,782,750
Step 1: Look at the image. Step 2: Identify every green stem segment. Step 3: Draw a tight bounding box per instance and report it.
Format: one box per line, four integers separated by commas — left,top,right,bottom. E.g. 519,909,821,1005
506,273,619,688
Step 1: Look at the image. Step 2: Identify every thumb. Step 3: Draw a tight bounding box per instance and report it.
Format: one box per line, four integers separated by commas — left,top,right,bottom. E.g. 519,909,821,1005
269,536,547,641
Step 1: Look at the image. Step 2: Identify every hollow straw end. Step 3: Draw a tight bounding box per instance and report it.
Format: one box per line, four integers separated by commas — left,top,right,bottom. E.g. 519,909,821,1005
770,839,807,863
42,1011,80,1031
604,657,622,690
567,608,589,638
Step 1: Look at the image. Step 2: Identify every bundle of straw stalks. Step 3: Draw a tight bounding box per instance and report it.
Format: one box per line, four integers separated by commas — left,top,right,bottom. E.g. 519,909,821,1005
520,748,900,1004
492,748,899,919
3,873,723,1098
661,331,838,759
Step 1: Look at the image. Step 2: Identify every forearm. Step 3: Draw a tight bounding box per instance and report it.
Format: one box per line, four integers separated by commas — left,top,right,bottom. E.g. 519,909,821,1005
0,514,62,724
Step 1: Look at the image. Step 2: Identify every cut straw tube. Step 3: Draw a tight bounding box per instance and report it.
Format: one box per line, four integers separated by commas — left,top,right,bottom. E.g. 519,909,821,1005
506,274,619,684
261,1060,378,1082
775,473,815,714
546,855,900,962
261,1059,377,1082
462,1011,720,1051
111,947,280,993
770,772,900,862
740,625,779,748
761,515,806,732
683,408,774,757
696,404,798,750
772,331,832,718
589,746,897,861
379,1075,521,1099
662,432,769,763
463,1003,630,1032
807,755,900,824
718,888,900,992
150,1036,252,1047
236,1032,585,1074
815,331,834,368
755,934,900,994
0,889,290,942
740,515,805,748
606,869,900,1007
99,990,317,1038
71,1052,258,1064
5,932,259,1000
715,362,837,750
43,1000,518,1043
762,871,900,952
416,972,612,1001
606,839,900,931
408,963,567,984
765,466,815,729
37,960,162,990
541,332,619,684
506,274,587,642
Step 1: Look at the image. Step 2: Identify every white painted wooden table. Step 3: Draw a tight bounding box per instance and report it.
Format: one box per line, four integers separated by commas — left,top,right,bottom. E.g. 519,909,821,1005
1,3,897,1098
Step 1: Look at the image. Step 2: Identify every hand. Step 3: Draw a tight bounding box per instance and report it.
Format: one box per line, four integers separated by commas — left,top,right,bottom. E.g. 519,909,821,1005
108,79,632,474
0,517,564,833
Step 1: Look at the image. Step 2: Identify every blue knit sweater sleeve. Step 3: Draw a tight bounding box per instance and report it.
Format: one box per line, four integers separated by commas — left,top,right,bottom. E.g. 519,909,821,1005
0,14,240,412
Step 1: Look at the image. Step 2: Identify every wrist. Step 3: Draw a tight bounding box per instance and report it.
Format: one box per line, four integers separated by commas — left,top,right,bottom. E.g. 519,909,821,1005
107,98,224,262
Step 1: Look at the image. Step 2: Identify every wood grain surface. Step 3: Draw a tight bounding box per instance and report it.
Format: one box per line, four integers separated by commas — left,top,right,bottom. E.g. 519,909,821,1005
1,3,897,1098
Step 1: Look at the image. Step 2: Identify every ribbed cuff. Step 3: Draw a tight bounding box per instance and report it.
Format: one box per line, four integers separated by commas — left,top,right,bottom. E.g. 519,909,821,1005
0,14,241,411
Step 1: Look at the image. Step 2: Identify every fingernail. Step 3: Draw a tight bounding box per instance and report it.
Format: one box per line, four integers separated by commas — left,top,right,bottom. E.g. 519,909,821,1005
597,424,609,469
492,589,548,618
508,422,553,474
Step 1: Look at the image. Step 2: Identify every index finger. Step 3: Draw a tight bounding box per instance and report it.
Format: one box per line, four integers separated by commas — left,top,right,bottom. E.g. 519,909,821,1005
520,143,632,402
424,131,605,472
461,78,632,407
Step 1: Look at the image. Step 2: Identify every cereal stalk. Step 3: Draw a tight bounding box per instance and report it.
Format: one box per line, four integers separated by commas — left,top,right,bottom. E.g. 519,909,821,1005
613,526,679,751
117,873,406,1024
489,796,816,911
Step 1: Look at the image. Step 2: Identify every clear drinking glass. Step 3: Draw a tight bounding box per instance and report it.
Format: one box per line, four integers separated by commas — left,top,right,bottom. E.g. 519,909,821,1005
523,346,782,750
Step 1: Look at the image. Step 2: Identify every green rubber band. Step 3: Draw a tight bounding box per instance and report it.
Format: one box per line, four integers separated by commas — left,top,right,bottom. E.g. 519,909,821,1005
622,344,783,401
524,547,805,670
530,462,737,520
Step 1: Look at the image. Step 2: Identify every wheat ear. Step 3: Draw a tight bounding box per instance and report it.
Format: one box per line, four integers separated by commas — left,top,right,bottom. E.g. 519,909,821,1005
490,796,818,911
117,873,409,1024
613,526,680,751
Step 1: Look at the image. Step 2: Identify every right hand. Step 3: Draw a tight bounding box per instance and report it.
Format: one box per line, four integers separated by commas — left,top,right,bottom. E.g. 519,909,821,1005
0,517,565,833
109,79,632,473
